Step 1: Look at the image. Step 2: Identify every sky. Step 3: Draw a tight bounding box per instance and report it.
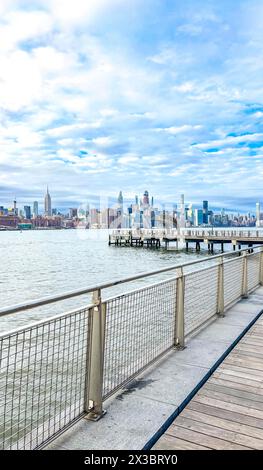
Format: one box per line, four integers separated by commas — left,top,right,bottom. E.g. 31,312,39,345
0,0,263,213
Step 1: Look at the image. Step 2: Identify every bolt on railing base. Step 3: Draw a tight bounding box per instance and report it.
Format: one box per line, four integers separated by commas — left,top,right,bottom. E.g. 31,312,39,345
84,409,107,422
174,342,186,351
217,312,225,318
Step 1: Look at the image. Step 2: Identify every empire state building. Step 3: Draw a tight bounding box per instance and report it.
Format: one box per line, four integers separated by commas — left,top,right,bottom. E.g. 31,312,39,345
44,186,52,216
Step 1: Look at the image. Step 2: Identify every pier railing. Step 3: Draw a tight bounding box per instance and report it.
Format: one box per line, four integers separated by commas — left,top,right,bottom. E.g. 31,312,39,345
1,246,263,449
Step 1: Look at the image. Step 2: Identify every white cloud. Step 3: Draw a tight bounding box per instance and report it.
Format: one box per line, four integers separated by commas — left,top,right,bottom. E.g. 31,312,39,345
0,50,42,111
173,82,195,93
118,155,140,165
195,133,263,151
44,0,120,27
0,10,53,51
92,137,115,147
156,125,202,135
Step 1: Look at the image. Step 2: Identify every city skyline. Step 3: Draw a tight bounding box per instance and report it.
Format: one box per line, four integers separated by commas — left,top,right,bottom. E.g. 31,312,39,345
1,1,263,211
1,187,262,217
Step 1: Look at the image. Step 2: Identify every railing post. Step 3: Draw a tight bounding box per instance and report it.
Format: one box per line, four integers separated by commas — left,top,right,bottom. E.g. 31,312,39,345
175,267,185,349
85,289,106,421
260,247,263,286
242,252,248,298
217,256,224,316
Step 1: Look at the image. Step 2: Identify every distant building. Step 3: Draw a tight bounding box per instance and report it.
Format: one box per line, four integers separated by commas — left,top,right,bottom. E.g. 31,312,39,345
194,209,203,226
203,200,208,224
180,194,185,228
117,191,124,228
13,198,18,216
256,202,260,227
24,205,31,219
33,201,38,218
117,191,123,210
69,208,78,219
44,186,52,216
142,190,149,206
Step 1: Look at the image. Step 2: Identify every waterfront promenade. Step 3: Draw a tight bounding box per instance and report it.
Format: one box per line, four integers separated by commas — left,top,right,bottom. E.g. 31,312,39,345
1,245,263,450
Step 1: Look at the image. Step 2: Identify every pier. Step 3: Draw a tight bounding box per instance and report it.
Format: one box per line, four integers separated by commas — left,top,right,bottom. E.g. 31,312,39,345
109,228,263,252
1,246,263,450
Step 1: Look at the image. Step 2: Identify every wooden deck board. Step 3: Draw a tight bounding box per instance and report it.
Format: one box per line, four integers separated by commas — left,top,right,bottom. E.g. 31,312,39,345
166,425,251,450
180,408,263,440
187,401,263,429
153,313,263,450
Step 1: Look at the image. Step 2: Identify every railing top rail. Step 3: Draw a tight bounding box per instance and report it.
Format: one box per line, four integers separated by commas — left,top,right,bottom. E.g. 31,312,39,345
0,245,261,318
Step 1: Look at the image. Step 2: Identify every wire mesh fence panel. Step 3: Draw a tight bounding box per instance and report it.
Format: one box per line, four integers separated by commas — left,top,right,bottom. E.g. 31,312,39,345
103,278,177,399
224,258,243,307
247,252,261,291
0,307,89,450
184,266,218,336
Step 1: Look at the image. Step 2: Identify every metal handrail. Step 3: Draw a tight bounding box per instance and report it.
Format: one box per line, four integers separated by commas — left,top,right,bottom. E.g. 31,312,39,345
0,245,261,318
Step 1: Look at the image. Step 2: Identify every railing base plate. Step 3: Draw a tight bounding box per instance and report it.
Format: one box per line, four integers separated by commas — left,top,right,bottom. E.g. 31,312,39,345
174,345,186,351
85,410,107,422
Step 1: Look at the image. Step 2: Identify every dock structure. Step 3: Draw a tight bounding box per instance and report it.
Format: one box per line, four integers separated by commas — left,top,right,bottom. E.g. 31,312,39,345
109,228,263,252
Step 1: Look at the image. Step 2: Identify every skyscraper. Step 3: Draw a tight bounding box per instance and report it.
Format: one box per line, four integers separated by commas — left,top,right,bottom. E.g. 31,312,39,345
194,209,203,226
203,200,208,224
256,202,261,227
44,186,52,216
24,205,31,219
33,201,38,218
179,194,185,228
13,197,18,216
117,191,123,228
142,190,149,206
117,191,123,211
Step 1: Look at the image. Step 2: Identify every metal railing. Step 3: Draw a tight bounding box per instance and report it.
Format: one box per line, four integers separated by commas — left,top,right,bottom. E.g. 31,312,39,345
1,246,263,449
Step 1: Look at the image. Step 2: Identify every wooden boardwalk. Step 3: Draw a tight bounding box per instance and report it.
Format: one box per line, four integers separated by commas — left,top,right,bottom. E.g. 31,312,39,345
153,315,263,450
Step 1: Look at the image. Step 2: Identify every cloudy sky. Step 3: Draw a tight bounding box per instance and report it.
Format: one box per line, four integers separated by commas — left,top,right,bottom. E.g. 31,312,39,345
0,0,263,212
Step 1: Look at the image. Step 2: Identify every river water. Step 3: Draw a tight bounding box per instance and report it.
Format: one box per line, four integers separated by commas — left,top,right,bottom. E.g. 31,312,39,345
0,228,243,334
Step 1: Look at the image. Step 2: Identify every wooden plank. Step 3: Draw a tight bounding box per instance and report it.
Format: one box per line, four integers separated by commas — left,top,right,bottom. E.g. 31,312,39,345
236,343,263,355
187,400,263,429
204,382,263,403
166,424,251,450
232,349,263,360
241,337,263,347
232,346,263,356
209,376,263,394
181,408,263,440
249,325,263,332
224,356,263,372
173,416,263,449
198,387,263,411
245,332,263,341
220,363,263,378
192,394,263,419
213,367,263,387
153,434,210,450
